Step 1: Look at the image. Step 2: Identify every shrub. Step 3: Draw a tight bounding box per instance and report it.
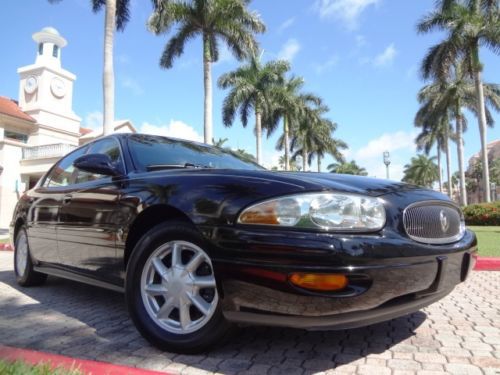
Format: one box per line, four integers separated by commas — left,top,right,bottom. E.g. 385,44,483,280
463,201,500,226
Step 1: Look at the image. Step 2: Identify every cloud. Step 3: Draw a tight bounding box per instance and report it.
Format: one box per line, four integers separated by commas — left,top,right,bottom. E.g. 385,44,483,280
262,150,282,170
314,0,380,29
373,43,397,67
121,76,144,95
278,38,301,62
352,131,417,180
140,120,203,142
313,55,339,74
84,111,103,129
277,17,295,33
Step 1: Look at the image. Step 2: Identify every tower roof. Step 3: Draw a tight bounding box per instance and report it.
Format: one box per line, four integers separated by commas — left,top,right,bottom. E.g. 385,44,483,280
33,26,67,47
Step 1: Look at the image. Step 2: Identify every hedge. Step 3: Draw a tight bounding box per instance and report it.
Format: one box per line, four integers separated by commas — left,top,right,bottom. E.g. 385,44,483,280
463,201,500,226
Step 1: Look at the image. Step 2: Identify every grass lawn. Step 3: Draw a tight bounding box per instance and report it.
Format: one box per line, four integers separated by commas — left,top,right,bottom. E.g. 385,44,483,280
0,360,82,375
0,237,9,244
468,226,500,257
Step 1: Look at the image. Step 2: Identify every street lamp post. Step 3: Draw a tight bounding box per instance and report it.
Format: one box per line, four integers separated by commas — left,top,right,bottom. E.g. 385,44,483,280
383,151,391,179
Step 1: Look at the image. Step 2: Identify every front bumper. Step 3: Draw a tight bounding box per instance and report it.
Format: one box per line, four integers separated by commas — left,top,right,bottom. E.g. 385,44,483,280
210,227,477,329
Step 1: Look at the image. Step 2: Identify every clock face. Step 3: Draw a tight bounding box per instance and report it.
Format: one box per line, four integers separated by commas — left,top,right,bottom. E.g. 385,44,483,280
50,77,66,98
24,76,38,94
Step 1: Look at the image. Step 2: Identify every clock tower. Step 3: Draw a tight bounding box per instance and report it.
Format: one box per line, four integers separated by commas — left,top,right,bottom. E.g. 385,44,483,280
17,27,81,138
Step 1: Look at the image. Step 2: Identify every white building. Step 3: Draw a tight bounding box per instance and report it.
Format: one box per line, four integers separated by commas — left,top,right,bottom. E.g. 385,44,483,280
0,27,135,227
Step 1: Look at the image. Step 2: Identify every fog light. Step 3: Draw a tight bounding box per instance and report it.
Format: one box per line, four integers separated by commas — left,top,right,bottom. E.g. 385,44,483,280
289,273,348,291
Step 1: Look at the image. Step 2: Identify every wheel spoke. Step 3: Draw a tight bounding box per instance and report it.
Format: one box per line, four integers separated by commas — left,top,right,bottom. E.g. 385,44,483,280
144,283,167,296
185,252,204,273
157,296,176,319
188,293,211,316
171,243,182,267
152,257,169,280
179,300,191,329
192,275,216,288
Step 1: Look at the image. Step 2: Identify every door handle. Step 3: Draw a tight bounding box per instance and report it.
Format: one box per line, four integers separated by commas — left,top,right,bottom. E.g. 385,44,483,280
62,195,72,205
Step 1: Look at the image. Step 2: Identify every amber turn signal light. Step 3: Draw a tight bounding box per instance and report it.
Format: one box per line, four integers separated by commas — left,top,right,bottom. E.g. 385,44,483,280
289,273,348,291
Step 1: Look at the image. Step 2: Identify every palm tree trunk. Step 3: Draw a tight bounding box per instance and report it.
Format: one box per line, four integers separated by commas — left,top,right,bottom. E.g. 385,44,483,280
102,0,116,136
437,145,443,193
474,69,490,202
317,156,321,173
203,34,213,145
445,131,452,199
456,114,467,206
284,116,290,171
302,148,307,172
255,110,262,164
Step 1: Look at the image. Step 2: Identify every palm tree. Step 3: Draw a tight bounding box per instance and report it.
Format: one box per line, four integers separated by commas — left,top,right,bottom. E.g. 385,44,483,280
327,160,368,176
271,76,322,171
402,154,439,188
149,0,265,145
278,155,298,171
307,119,347,173
49,0,131,135
415,126,445,193
212,137,228,148
417,0,500,201
218,55,289,164
415,70,500,204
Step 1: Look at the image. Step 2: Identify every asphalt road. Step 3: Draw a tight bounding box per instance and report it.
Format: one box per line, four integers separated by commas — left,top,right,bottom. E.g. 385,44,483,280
0,251,499,374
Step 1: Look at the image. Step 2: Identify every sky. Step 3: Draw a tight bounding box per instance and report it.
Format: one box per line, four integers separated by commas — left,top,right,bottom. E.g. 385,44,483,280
1,0,499,180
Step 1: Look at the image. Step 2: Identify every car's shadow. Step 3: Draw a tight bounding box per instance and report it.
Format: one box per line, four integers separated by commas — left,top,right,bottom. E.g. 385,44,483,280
0,269,427,374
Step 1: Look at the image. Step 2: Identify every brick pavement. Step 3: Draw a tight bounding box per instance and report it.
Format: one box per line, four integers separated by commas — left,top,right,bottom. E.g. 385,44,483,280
0,251,499,374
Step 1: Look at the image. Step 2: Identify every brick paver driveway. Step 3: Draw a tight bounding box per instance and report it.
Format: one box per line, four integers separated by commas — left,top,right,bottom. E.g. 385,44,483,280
0,252,499,374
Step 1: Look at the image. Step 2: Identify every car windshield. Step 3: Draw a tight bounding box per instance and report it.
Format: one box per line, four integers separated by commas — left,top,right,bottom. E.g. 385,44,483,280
128,134,264,171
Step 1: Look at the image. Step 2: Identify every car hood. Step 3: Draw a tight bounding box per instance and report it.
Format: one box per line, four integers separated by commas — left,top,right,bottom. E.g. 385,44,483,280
144,169,427,197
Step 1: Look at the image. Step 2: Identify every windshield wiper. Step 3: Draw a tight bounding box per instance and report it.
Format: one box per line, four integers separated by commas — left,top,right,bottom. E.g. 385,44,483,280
146,163,214,171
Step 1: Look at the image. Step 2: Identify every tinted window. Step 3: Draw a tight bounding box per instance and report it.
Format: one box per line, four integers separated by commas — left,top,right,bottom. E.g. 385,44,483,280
74,138,124,184
45,146,88,188
128,134,263,171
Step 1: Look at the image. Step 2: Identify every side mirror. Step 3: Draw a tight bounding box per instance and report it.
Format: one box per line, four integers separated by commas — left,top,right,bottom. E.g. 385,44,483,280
73,153,122,177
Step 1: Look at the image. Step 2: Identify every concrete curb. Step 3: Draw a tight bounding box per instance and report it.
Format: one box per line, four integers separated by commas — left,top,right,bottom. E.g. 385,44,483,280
0,345,171,375
0,243,12,251
474,257,500,271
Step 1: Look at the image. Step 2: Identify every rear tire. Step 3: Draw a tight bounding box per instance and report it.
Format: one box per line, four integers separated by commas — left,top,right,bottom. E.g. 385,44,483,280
126,221,231,353
14,227,47,287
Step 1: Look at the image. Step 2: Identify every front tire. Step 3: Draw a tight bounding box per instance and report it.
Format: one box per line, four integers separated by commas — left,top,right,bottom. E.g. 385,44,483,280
14,227,47,287
126,222,231,353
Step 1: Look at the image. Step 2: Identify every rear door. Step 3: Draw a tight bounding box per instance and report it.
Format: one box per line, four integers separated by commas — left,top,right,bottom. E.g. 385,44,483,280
57,137,126,284
26,146,88,264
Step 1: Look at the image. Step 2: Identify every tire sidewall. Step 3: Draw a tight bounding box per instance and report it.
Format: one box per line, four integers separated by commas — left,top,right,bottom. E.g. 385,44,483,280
14,228,30,284
125,222,228,352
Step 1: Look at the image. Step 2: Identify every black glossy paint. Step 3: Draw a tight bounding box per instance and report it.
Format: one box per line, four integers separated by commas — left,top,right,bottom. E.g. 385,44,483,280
11,134,477,327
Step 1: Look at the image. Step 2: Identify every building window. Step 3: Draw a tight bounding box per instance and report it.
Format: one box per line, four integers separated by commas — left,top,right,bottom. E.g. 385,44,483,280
38,43,44,55
52,45,59,58
4,130,28,144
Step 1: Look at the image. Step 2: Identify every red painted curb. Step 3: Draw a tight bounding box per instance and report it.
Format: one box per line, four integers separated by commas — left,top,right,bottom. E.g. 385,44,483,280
0,243,13,251
474,256,500,271
0,345,171,375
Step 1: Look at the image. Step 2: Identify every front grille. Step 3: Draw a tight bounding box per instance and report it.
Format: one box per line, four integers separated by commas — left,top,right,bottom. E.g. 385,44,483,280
403,201,464,244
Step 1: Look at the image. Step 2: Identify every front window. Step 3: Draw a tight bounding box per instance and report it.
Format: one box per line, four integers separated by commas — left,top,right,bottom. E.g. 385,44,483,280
44,146,88,188
74,137,124,184
52,45,59,58
128,134,263,171
38,43,44,55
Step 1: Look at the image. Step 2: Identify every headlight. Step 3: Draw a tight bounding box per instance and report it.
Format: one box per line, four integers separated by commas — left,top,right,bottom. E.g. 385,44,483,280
238,193,386,231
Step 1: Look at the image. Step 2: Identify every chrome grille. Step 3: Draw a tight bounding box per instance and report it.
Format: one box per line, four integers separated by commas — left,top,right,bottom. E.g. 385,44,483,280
403,201,464,244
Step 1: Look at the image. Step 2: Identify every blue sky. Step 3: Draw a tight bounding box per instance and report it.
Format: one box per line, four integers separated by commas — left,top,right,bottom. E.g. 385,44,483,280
1,0,498,180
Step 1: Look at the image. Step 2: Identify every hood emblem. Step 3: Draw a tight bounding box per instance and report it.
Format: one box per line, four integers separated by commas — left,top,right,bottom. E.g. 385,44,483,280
439,210,449,233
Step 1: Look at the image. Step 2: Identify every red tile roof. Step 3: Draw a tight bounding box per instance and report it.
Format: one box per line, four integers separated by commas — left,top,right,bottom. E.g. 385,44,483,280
0,96,36,122
79,127,93,135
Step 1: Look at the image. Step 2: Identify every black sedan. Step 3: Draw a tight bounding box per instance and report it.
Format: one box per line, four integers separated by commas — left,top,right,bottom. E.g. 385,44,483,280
10,134,476,353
